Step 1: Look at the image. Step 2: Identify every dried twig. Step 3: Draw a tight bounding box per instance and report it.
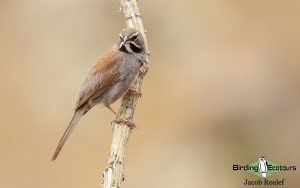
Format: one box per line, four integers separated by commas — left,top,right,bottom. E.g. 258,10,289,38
103,0,149,187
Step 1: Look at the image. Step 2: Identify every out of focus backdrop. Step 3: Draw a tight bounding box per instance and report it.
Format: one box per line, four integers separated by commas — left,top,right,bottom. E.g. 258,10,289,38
0,0,299,187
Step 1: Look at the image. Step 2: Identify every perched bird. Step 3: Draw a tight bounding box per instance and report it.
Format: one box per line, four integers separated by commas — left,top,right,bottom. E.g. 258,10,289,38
51,28,147,161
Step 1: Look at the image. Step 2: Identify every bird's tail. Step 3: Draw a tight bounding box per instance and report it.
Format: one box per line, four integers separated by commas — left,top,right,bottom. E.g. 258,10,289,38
51,108,86,161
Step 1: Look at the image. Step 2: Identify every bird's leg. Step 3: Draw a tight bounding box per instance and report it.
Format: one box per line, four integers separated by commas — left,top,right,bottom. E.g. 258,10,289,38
106,105,121,118
106,105,136,129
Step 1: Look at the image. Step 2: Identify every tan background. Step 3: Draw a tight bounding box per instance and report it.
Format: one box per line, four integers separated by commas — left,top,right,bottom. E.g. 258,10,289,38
0,0,299,187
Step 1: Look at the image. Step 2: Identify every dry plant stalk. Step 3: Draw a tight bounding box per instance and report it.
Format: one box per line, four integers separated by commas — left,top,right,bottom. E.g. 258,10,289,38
103,0,149,187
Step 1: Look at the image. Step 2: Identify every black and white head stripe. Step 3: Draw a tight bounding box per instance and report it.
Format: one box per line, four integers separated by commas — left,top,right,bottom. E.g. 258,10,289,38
118,34,127,50
128,41,142,53
128,32,139,40
119,31,143,54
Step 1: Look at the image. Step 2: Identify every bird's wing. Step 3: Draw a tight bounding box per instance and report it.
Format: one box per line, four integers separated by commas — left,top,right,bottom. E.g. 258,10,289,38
75,46,121,110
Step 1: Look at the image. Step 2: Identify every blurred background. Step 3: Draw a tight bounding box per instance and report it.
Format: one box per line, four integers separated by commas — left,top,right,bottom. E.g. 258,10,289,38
0,0,299,187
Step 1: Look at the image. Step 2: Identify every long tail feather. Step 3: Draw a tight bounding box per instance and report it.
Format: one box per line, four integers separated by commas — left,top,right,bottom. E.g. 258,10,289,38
51,108,85,161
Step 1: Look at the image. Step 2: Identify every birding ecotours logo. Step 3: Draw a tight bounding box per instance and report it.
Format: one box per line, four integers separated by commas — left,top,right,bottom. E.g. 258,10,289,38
233,156,296,186
233,156,296,178
258,156,268,178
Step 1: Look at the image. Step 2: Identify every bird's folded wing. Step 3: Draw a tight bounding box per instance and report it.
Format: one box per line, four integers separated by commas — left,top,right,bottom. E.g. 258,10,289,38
75,46,121,110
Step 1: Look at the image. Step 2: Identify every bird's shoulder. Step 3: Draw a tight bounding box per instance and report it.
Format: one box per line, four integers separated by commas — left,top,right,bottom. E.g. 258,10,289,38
90,45,121,76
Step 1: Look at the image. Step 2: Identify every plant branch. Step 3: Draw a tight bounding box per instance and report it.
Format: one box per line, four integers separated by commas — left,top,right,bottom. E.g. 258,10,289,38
103,0,149,187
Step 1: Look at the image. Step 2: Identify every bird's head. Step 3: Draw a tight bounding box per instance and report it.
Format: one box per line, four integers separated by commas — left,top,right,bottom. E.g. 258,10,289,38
117,28,146,56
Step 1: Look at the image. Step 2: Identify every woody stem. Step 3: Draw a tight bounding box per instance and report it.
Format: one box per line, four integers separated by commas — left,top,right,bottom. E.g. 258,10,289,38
102,0,149,188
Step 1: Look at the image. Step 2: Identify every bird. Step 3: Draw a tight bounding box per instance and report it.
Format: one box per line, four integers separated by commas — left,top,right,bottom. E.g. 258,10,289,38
51,28,148,161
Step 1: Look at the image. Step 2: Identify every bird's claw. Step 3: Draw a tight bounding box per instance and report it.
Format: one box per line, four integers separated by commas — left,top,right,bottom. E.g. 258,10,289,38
114,118,136,129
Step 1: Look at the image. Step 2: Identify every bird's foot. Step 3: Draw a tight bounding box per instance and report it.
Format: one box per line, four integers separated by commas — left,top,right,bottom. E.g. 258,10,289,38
114,118,136,129
128,88,142,97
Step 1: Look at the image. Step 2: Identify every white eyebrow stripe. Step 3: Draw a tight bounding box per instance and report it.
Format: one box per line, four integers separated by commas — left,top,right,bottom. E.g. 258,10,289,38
128,32,139,39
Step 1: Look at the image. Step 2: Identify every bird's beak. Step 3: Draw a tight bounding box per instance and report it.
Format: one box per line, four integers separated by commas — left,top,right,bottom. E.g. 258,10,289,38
119,36,128,49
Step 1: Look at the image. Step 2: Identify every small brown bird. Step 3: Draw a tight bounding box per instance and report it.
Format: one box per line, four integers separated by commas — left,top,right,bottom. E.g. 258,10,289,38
51,28,147,161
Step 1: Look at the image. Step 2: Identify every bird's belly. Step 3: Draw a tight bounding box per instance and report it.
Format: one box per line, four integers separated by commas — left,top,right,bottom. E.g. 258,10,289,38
102,70,139,105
